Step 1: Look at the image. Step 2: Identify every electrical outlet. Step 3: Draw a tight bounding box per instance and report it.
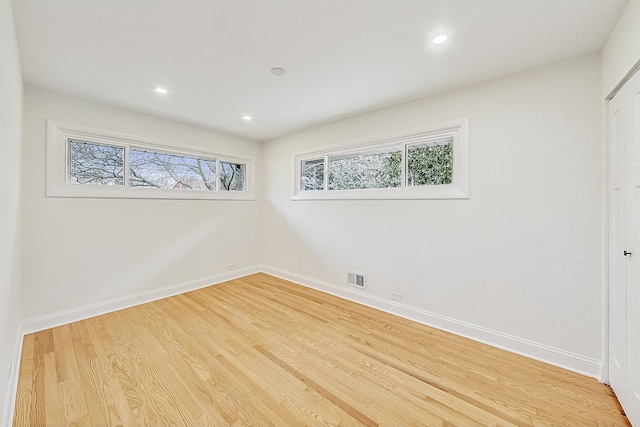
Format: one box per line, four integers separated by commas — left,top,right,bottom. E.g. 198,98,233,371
390,292,402,301
227,264,235,271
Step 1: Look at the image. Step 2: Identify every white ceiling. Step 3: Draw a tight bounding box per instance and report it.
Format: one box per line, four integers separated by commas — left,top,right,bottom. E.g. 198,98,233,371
12,0,628,141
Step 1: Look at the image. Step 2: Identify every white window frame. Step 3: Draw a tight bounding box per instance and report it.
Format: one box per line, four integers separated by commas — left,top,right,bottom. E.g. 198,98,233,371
47,121,255,200
292,118,469,200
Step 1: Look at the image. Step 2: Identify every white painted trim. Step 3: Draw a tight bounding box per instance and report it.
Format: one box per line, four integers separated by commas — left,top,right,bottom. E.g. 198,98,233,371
600,95,611,385
606,58,640,101
2,329,23,427
261,265,602,379
21,266,261,334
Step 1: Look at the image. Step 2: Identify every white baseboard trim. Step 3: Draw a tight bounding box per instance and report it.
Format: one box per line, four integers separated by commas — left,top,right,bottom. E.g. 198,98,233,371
598,363,608,384
261,265,602,379
2,329,23,427
21,266,262,335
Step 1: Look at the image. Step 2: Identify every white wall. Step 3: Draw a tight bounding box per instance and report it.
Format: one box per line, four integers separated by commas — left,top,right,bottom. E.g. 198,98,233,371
262,55,603,373
0,0,22,423
602,0,640,97
21,86,262,321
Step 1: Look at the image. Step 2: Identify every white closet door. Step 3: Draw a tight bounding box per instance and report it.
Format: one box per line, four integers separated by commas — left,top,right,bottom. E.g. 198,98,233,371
609,68,640,426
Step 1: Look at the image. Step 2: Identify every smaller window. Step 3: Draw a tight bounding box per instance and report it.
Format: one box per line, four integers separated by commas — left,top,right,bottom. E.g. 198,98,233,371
69,139,124,186
219,161,246,191
406,137,453,187
293,118,468,200
300,158,325,191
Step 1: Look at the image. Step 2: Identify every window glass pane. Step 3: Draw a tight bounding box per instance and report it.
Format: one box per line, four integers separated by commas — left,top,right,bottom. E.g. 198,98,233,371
407,138,453,186
219,161,246,191
69,139,124,186
328,148,401,190
129,149,217,190
301,158,325,190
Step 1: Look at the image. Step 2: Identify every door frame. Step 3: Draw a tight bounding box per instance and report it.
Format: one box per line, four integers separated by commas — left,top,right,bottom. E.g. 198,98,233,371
603,58,640,385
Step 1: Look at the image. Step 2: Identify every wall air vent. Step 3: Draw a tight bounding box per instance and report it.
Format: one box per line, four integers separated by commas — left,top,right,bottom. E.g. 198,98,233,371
347,271,366,289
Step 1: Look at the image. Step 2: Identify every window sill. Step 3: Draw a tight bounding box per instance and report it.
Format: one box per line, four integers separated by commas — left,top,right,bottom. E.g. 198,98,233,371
291,184,468,201
47,183,256,201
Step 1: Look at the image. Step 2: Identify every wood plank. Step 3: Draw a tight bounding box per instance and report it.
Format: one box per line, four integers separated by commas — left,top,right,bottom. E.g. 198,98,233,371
13,273,630,426
11,335,33,427
28,332,47,426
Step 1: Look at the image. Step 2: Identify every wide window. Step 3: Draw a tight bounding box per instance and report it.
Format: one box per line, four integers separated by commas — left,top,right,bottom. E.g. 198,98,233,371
293,119,468,200
328,146,402,190
128,149,218,190
47,121,255,200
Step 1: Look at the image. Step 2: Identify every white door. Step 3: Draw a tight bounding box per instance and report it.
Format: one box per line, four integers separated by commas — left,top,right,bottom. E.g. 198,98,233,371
609,68,640,426
609,76,628,395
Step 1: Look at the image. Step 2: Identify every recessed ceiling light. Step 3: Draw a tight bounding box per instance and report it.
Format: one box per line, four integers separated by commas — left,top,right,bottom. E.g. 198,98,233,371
432,35,447,45
271,67,286,77
154,87,168,94
242,115,253,122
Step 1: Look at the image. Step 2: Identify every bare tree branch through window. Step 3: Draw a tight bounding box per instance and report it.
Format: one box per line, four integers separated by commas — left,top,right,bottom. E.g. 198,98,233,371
69,140,124,186
129,149,217,190
68,140,246,192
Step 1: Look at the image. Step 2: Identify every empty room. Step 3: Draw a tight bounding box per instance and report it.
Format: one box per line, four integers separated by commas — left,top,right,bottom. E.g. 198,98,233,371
2,0,640,425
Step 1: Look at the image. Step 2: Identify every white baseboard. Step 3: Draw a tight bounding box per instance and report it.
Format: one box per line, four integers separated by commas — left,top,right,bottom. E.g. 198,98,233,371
261,265,602,379
21,266,261,335
2,329,23,427
598,363,608,384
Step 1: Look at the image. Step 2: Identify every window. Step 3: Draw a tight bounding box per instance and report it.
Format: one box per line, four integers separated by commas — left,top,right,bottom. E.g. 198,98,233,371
293,119,468,200
328,146,401,190
406,137,453,186
47,121,255,200
128,149,217,190
301,158,325,191
69,139,125,186
219,161,246,191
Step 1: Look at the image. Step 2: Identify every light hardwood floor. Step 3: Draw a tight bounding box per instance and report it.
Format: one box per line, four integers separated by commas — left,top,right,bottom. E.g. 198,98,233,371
13,273,629,426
